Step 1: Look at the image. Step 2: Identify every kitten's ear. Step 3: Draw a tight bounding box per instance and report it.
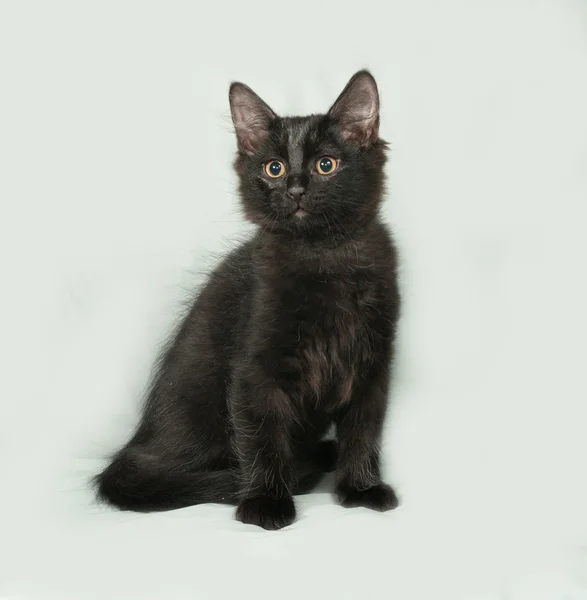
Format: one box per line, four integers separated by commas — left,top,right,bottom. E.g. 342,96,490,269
229,82,277,155
328,70,380,146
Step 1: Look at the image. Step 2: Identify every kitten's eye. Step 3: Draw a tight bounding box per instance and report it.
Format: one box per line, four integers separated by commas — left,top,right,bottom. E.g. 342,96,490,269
264,160,286,178
316,156,338,175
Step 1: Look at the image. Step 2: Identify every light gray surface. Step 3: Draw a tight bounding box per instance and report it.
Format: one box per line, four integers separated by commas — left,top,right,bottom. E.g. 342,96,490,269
1,1,587,598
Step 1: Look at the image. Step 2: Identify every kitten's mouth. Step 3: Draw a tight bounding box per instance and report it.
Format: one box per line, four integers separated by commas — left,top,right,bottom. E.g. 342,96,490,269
294,208,308,218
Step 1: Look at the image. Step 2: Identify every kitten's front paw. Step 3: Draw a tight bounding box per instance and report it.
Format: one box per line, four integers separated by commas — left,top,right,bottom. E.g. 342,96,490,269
336,483,399,512
236,495,296,530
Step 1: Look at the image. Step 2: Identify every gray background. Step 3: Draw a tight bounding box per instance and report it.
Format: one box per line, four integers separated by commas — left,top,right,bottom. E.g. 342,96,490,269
1,1,587,598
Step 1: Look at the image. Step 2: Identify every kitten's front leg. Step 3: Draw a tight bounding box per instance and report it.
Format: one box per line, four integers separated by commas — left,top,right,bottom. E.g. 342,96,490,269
232,377,297,530
334,364,399,512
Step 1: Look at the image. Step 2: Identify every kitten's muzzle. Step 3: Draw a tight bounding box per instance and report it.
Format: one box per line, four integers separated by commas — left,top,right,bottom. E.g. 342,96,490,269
284,187,310,218
286,186,306,205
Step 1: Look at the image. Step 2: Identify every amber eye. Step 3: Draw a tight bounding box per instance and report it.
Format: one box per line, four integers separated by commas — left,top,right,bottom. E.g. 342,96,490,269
264,160,286,178
316,156,338,175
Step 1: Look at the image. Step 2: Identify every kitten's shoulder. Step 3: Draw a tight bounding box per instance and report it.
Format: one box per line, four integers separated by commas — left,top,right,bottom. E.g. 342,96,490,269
216,236,255,272
367,219,398,264
204,236,256,294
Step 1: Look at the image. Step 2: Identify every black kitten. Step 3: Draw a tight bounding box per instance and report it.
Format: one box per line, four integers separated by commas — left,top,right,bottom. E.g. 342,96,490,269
95,70,400,530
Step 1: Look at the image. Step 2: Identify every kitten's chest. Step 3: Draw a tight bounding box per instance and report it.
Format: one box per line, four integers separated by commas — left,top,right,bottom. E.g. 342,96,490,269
295,275,365,336
275,271,380,402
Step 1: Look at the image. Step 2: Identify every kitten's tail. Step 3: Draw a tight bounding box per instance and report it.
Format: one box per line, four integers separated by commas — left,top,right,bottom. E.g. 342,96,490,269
94,450,239,512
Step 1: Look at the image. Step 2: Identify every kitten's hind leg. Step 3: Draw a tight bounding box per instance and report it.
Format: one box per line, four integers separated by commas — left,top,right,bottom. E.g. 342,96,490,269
294,462,325,495
311,439,338,472
293,440,338,494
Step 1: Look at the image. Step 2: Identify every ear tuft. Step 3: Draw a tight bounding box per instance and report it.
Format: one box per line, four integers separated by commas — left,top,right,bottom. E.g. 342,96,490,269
229,82,277,155
328,70,380,146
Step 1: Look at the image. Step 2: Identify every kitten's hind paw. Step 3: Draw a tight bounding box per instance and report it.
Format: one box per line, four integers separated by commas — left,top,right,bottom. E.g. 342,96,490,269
236,495,296,530
336,483,399,512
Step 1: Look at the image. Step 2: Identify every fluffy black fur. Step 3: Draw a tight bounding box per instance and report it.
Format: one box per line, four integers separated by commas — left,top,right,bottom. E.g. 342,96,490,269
95,71,400,529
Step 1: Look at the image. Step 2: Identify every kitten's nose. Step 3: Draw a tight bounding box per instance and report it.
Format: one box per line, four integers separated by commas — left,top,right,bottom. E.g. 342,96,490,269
287,185,306,206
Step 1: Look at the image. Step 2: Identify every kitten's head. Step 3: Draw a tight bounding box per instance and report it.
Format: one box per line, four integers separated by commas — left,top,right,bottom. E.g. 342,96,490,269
229,71,387,239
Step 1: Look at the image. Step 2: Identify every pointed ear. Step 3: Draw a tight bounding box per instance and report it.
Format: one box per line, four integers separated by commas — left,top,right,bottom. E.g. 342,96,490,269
328,70,380,146
229,82,277,155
